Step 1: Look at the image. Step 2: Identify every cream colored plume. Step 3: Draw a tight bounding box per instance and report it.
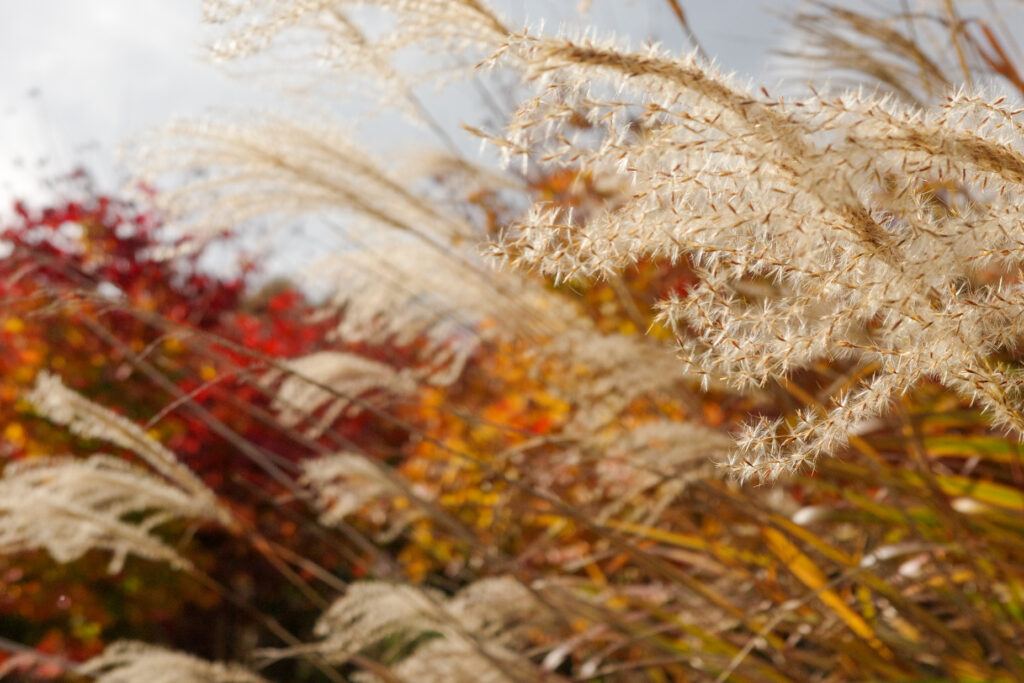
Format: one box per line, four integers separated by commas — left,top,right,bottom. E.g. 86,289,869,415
491,32,1024,480
0,456,210,573
82,641,270,683
269,351,418,437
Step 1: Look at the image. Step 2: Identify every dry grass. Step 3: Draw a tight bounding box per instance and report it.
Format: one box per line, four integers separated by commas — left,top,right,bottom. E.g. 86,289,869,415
7,1,1024,681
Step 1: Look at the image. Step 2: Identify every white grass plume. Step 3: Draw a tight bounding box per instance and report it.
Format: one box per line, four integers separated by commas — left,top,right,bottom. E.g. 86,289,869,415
81,641,270,683
27,371,226,517
266,576,547,680
301,452,406,525
0,456,212,573
269,351,418,437
490,32,1024,480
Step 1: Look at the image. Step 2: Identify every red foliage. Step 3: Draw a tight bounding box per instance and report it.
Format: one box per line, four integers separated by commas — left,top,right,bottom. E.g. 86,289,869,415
0,176,406,669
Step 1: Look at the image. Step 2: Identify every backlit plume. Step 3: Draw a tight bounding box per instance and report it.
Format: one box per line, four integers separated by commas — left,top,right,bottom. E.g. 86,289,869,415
489,33,1024,480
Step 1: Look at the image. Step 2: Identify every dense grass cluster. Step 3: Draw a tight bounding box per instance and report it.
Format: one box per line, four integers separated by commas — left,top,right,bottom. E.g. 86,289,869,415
6,1,1024,681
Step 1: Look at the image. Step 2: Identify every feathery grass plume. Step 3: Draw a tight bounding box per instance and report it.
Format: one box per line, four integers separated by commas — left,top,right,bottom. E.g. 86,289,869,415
205,0,417,117
540,329,690,432
780,4,952,104
589,420,730,523
487,31,1024,480
308,239,572,385
136,115,476,246
27,371,227,517
269,576,548,679
301,452,407,525
268,351,418,437
135,114,579,379
444,575,545,639
354,638,536,683
308,581,448,663
203,0,507,62
0,456,211,572
81,641,270,683
202,0,508,127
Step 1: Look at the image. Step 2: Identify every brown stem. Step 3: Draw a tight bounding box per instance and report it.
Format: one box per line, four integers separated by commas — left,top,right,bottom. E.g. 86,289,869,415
664,0,708,62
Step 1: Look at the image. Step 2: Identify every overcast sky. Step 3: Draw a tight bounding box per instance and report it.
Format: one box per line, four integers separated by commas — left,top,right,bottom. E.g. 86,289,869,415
0,1,793,206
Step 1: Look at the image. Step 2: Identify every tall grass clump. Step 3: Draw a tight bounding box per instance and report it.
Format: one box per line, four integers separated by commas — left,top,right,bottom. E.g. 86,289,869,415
5,1,1024,681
